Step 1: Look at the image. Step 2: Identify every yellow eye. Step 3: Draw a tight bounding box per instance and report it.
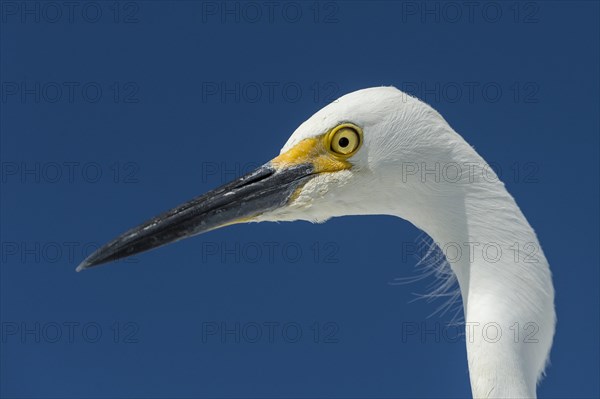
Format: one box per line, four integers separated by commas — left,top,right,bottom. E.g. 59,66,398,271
328,124,362,156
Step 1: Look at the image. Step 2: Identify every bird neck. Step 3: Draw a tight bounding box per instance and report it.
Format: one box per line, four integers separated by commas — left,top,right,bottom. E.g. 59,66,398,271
396,158,555,398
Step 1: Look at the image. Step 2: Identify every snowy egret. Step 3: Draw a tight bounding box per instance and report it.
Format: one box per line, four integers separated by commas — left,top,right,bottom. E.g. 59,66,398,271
77,87,555,398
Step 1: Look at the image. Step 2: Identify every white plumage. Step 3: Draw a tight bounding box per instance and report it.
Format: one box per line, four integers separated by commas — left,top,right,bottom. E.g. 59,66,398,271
258,87,556,398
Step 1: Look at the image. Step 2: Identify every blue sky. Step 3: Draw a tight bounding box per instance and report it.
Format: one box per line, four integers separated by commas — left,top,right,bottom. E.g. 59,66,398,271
1,1,599,398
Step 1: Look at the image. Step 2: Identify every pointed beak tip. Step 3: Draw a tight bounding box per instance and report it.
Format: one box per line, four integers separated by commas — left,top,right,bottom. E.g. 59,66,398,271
75,260,90,272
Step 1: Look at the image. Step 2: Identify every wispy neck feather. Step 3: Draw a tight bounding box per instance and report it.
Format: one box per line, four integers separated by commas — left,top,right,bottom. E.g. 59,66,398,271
403,138,555,398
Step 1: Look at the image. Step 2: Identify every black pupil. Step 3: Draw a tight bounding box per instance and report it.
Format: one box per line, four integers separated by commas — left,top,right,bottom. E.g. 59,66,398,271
338,137,350,148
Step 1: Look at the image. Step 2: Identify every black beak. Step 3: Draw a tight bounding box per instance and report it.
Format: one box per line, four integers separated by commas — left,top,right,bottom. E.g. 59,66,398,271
76,162,314,271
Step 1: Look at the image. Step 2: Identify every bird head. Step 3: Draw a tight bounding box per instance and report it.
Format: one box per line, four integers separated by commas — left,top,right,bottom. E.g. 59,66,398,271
77,86,456,271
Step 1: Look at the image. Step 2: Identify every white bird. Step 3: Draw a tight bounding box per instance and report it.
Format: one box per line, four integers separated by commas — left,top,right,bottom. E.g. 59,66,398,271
77,87,556,398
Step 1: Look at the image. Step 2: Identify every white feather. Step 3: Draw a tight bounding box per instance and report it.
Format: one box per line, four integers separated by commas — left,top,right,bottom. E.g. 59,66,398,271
258,87,556,398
